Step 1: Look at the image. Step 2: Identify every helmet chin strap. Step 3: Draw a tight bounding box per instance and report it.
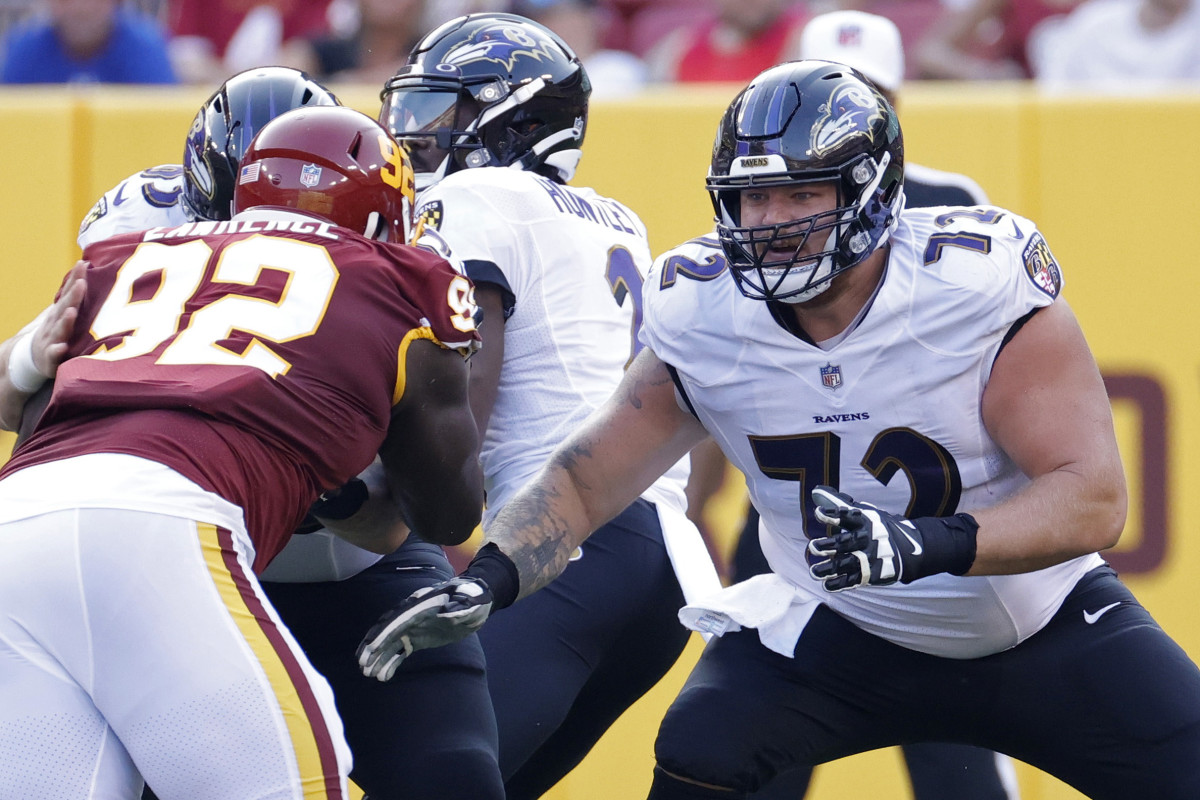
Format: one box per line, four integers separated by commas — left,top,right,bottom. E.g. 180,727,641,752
465,77,586,180
477,77,548,129
466,77,548,171
775,219,845,303
414,114,488,189
534,148,583,182
778,254,836,304
414,151,454,193
414,169,443,193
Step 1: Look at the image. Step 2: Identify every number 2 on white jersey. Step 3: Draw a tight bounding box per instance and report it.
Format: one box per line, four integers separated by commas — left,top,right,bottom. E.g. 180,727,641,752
604,245,644,368
88,236,338,378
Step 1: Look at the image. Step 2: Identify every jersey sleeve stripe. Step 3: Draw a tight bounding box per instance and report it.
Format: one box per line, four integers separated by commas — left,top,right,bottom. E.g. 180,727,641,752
392,326,442,405
199,522,347,799
463,259,516,319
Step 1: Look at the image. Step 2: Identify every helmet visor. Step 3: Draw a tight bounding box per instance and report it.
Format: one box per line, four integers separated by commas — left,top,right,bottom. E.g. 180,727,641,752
381,87,465,174
382,87,460,135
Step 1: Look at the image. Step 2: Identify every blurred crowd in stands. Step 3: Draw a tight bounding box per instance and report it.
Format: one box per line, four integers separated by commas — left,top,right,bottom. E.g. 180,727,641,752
1,0,1198,90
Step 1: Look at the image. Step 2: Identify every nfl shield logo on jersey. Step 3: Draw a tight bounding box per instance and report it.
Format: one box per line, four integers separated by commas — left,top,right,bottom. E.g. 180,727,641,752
300,164,322,188
820,363,842,390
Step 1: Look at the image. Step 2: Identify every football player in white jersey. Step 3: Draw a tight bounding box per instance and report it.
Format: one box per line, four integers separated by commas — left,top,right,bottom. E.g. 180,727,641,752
359,60,1200,800
373,13,719,799
721,11,1016,799
2,66,505,800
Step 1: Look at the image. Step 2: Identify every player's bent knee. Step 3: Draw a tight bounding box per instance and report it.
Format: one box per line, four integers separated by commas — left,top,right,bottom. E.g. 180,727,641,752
647,765,746,799
358,745,503,800
655,688,766,792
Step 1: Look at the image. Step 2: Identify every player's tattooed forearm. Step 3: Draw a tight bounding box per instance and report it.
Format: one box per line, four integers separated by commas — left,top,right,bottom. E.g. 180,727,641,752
497,482,577,595
547,440,594,493
488,428,617,594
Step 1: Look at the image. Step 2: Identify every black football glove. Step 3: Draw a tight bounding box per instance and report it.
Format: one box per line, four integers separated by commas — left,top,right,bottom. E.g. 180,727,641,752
807,485,979,592
356,576,494,682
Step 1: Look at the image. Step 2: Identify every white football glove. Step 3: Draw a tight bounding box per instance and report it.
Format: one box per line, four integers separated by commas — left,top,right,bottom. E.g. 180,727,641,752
356,576,493,682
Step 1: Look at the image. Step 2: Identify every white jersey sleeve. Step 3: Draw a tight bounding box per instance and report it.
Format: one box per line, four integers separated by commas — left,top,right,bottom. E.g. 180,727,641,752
645,207,1100,659
77,165,190,249
415,168,691,524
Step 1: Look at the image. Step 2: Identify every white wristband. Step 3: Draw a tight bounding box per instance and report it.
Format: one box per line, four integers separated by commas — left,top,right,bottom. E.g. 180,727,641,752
7,333,48,394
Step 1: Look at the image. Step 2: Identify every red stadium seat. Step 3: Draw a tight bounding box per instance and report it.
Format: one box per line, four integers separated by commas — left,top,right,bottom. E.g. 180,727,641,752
626,0,718,57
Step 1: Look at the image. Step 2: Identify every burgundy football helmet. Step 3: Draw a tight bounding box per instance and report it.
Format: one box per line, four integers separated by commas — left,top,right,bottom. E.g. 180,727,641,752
232,106,416,243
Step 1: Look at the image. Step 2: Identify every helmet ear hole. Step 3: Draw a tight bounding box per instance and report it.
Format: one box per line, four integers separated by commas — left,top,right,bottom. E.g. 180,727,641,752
881,175,902,206
365,211,384,241
514,119,543,136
